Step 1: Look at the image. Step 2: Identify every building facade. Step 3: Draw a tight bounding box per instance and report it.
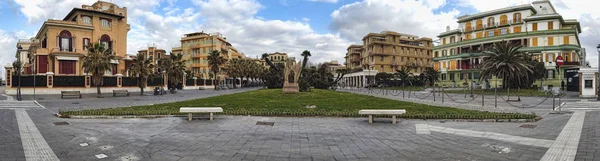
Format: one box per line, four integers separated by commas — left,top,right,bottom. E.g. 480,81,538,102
178,32,245,78
343,31,433,87
24,1,129,76
432,0,584,88
134,46,168,73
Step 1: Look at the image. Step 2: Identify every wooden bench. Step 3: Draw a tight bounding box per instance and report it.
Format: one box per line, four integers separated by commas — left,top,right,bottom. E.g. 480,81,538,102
61,91,82,99
180,107,223,121
359,109,406,124
112,90,130,97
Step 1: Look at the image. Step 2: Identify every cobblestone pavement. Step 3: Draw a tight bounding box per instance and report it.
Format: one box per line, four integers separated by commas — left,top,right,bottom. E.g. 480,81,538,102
30,108,552,161
0,109,25,161
33,87,260,113
576,111,600,161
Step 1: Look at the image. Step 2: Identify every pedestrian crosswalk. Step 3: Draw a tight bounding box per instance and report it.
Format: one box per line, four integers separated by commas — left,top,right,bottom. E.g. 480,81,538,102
560,100,600,111
0,101,42,108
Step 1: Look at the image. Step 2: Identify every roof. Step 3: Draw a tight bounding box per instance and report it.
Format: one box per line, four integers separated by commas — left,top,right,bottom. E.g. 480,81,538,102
63,8,125,21
347,45,363,49
457,4,535,23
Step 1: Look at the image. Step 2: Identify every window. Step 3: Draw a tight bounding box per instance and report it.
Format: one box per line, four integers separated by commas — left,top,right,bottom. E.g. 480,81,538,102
101,19,110,27
42,37,47,48
393,47,396,53
532,37,538,47
83,38,90,50
392,56,396,62
100,34,111,50
585,80,593,88
450,36,455,43
500,29,507,35
59,60,76,74
449,73,455,80
82,16,92,24
487,31,494,37
401,57,404,62
473,72,480,79
459,73,464,80
532,23,538,31
548,70,555,79
548,21,553,30
442,74,447,80
514,13,522,22
488,17,495,26
548,36,554,46
564,36,570,44
513,26,522,33
58,30,72,52
380,56,384,61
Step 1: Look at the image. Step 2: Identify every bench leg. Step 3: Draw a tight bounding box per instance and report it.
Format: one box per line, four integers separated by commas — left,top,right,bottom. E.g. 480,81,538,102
368,115,373,124
210,113,214,121
188,113,192,121
392,116,397,124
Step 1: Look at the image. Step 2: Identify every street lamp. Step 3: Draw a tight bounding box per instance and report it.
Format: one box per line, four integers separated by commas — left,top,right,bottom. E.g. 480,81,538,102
596,44,600,101
16,45,22,101
470,53,474,98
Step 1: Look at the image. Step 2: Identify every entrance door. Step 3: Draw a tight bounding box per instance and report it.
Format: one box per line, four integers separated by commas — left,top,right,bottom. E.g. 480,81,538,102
565,68,580,92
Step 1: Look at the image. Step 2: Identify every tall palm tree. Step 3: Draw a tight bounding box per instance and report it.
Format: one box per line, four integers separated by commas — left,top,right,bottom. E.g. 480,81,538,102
423,67,440,86
226,58,242,88
478,41,533,89
82,42,115,98
160,52,186,92
301,50,311,68
208,50,227,90
129,53,154,95
261,53,278,70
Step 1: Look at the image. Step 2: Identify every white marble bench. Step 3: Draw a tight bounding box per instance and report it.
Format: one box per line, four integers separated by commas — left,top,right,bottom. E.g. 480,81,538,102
180,107,223,121
359,109,406,124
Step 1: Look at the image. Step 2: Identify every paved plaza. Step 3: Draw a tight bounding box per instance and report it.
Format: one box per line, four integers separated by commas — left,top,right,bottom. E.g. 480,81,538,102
0,87,599,161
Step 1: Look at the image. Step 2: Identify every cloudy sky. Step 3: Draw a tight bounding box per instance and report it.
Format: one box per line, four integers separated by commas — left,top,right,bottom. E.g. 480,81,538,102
0,0,598,71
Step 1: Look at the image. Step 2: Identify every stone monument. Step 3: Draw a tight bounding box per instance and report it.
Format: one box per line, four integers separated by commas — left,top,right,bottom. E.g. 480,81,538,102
283,59,302,94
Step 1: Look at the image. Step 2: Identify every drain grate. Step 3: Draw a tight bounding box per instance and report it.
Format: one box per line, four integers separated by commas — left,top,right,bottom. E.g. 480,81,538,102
53,122,70,125
72,102,80,104
518,124,538,129
256,121,274,126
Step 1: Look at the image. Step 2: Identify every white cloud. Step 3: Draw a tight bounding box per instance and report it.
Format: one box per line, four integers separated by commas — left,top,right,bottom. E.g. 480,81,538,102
329,0,460,43
307,0,339,3
0,30,20,71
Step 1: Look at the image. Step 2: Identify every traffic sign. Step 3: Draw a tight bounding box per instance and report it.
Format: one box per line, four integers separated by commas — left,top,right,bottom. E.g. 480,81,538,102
556,55,564,67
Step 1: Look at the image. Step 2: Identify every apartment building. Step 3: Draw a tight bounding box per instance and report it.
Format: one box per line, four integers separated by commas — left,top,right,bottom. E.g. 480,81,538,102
433,0,584,88
178,32,245,78
343,31,433,87
23,1,129,76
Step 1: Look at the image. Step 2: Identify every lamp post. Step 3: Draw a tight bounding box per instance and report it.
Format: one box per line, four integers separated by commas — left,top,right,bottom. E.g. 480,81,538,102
16,45,22,101
470,53,474,98
596,44,600,101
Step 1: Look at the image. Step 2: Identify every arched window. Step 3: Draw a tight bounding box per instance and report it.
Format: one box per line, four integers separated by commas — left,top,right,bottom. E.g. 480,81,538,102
488,17,495,27
450,49,455,55
500,15,507,25
442,50,447,57
476,19,483,29
82,16,92,24
100,34,111,50
465,22,472,31
59,30,72,52
514,13,522,22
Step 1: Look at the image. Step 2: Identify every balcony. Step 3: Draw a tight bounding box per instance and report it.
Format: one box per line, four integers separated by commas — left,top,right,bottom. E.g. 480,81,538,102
464,20,524,32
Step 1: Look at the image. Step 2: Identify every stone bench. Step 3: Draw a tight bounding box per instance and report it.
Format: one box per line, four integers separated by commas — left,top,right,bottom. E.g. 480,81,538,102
179,107,223,121
112,90,130,97
359,109,406,124
61,91,82,99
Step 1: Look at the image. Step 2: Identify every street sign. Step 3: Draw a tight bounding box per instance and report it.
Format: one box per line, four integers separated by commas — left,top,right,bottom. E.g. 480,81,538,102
556,55,564,67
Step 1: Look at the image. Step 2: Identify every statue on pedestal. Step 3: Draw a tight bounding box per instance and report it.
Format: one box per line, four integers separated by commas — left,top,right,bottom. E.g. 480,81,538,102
283,59,302,94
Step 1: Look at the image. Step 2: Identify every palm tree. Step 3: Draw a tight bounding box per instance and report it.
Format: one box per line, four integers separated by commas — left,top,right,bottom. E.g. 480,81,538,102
423,67,440,86
478,41,533,89
301,50,311,68
226,58,242,88
160,52,186,92
82,42,115,98
129,53,154,95
208,50,227,90
395,67,411,86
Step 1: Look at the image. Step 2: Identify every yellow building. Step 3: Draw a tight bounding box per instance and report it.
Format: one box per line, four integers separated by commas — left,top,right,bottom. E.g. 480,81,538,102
342,31,433,87
26,1,130,76
135,46,169,72
432,1,584,88
178,32,245,78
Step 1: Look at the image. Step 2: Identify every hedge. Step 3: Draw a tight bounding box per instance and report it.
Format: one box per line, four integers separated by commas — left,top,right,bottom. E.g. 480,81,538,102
11,75,46,87
53,76,85,87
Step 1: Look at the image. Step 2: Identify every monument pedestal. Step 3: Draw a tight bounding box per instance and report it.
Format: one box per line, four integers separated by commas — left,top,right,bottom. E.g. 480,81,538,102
283,83,300,94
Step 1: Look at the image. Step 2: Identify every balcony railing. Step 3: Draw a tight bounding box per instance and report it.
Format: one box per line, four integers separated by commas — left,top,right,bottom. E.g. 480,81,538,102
464,20,524,32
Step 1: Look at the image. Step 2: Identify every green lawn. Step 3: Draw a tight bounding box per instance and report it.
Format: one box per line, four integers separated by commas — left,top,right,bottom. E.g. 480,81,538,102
59,89,537,119
442,88,551,97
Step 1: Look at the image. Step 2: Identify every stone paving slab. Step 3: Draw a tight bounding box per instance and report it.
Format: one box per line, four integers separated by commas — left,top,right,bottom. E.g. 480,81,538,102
0,109,25,161
575,111,600,161
27,108,551,161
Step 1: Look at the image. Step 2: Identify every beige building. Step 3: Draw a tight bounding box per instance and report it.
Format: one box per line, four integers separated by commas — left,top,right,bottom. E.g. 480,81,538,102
342,31,433,87
433,0,584,88
178,32,245,78
131,46,169,73
16,39,33,74
23,1,129,76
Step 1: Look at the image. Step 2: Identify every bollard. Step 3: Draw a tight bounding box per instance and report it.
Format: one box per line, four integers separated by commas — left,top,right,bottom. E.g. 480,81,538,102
441,88,444,103
552,94,556,111
507,88,510,101
402,90,405,98
482,89,484,106
433,89,436,102
494,87,497,108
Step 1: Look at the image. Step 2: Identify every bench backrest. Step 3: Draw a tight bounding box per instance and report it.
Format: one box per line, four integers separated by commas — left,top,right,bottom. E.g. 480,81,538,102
359,109,406,115
113,90,129,92
62,91,80,94
180,107,223,113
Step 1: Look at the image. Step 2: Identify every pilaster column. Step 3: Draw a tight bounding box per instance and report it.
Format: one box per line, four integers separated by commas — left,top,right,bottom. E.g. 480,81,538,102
5,66,12,88
46,72,54,88
116,74,123,87
182,73,187,88
193,77,197,86
85,74,91,88
163,72,168,88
